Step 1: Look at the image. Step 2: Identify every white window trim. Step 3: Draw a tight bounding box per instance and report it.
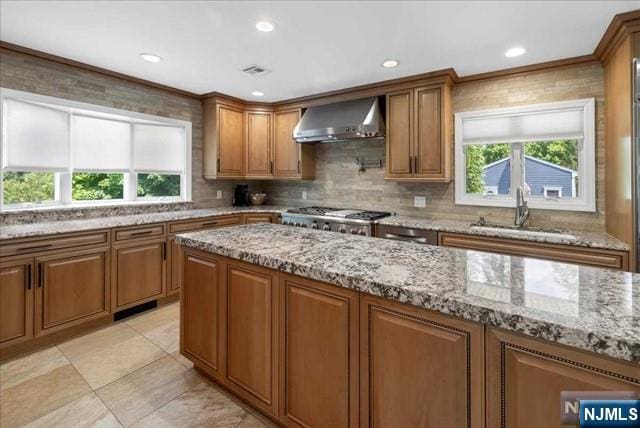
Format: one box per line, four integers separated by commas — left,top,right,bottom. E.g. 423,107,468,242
0,88,192,211
454,98,596,212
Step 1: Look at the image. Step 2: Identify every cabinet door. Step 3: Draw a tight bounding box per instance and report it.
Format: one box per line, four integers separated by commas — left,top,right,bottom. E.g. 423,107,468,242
279,274,359,428
0,259,33,347
360,294,484,428
414,86,444,178
181,250,223,379
386,90,413,177
245,111,273,177
167,236,181,295
274,109,302,177
35,248,109,336
487,328,640,428
218,104,244,177
113,240,165,310
225,261,278,417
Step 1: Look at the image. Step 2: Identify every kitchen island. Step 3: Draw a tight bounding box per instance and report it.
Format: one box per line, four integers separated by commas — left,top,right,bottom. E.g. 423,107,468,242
176,223,639,428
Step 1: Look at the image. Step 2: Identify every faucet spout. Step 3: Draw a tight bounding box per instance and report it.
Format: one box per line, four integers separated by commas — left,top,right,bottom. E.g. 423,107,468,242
514,187,530,228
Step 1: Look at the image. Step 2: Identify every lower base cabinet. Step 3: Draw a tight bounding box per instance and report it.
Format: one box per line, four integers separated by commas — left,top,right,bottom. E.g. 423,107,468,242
360,294,485,428
0,259,34,348
486,328,640,428
279,274,359,427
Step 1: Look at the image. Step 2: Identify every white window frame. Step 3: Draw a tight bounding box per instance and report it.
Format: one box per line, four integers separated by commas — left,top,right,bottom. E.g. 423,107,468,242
0,88,192,211
454,98,596,212
543,186,563,198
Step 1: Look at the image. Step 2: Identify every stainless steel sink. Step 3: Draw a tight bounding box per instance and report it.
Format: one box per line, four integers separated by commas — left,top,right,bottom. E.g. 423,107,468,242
469,223,577,241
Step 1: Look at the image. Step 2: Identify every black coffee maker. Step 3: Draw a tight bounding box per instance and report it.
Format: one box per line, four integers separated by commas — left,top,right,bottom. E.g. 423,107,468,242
233,184,251,206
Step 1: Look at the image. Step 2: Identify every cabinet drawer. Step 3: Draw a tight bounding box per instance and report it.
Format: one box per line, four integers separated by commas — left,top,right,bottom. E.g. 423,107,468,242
114,224,165,241
169,215,241,234
438,232,628,270
243,214,274,224
1,231,109,258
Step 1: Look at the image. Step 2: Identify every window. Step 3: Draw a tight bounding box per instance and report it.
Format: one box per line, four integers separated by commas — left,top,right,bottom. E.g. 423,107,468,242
454,98,595,212
1,88,192,210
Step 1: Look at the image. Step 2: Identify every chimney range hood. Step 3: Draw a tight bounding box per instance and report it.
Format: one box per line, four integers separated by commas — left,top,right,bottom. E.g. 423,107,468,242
293,97,385,143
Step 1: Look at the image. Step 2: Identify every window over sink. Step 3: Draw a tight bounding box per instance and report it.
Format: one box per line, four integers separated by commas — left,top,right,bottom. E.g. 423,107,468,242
0,88,192,210
454,98,596,212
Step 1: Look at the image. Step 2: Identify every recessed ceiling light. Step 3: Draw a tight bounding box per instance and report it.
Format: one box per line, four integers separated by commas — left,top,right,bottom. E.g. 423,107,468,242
140,53,162,63
256,21,274,32
382,59,399,68
505,47,526,58
252,91,264,97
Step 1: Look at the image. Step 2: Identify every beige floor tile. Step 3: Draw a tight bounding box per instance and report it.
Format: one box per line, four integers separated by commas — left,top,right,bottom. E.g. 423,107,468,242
126,303,179,335
58,323,139,361
24,392,122,428
130,382,264,428
139,318,180,355
0,364,91,428
96,355,200,427
170,350,194,369
66,334,166,390
0,346,69,390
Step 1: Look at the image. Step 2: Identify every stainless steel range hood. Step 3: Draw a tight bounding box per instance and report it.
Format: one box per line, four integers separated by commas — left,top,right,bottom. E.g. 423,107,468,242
293,97,385,143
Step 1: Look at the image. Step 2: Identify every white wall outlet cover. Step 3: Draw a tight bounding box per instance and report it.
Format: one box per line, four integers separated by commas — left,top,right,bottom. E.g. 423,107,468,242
414,196,426,208
302,191,307,200
216,190,223,199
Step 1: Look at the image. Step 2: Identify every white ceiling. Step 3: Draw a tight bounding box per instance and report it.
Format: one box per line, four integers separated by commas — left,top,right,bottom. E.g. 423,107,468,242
1,1,638,101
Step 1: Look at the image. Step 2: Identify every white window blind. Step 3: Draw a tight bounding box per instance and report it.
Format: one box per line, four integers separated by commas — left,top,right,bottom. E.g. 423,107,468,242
132,124,185,173
73,115,131,172
461,107,584,145
3,98,69,171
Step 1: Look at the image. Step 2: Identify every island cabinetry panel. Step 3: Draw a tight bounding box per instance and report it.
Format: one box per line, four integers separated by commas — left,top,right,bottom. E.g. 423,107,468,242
181,249,225,381
35,247,110,337
438,232,629,271
167,215,242,295
486,328,640,428
360,294,484,428
278,274,359,428
111,237,165,311
225,260,279,418
0,258,33,348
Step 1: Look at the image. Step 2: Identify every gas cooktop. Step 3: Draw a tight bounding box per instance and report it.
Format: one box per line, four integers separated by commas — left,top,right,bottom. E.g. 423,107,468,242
287,206,391,221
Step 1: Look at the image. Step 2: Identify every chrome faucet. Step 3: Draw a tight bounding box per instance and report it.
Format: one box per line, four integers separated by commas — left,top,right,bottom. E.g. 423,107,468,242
514,187,530,228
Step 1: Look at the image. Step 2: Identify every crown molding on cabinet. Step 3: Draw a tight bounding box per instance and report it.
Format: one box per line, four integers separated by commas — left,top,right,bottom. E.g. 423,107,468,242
594,9,640,64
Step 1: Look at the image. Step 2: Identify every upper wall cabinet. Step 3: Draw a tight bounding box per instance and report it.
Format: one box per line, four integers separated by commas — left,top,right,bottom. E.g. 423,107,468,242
203,97,314,180
385,83,452,182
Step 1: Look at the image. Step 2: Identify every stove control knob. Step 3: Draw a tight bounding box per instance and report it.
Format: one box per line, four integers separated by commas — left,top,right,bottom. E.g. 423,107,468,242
322,224,331,231
349,228,357,234
283,221,290,226
294,222,301,227
339,226,346,233
358,230,367,236
311,222,319,230
301,223,308,228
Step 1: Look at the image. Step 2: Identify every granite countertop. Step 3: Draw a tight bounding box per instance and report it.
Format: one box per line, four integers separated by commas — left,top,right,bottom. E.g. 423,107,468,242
0,206,287,240
376,215,630,251
176,224,640,363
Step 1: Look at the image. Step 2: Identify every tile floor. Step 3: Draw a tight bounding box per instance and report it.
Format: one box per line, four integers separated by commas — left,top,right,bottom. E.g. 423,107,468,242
0,302,277,428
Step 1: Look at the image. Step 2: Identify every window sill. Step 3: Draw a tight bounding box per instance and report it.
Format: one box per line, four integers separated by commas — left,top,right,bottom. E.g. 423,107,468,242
1,199,193,214
455,197,596,213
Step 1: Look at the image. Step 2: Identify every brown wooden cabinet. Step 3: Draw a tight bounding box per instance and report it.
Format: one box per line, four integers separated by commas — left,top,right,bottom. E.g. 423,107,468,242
225,260,279,417
386,83,451,182
35,247,110,336
0,259,33,348
487,328,640,428
217,104,245,177
245,110,273,177
112,238,165,311
360,294,484,428
274,109,314,179
181,249,224,381
438,232,630,271
279,274,359,428
243,213,274,224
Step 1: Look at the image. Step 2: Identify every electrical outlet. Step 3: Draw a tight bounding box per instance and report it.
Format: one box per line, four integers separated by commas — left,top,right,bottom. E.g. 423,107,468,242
216,190,223,199
414,196,426,208
302,191,307,200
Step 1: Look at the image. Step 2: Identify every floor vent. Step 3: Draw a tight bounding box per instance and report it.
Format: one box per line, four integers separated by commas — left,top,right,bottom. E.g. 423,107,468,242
242,64,271,76
114,300,158,321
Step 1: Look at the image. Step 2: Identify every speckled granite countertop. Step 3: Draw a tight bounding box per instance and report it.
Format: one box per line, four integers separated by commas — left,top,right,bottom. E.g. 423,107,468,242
0,206,287,240
176,224,640,363
376,215,629,251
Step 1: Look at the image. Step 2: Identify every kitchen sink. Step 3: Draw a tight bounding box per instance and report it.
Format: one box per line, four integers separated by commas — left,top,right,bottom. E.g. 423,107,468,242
469,224,577,241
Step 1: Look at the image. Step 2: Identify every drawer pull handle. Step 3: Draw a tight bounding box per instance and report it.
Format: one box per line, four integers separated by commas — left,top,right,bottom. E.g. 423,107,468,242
201,221,218,227
16,243,53,252
130,230,154,236
39,263,44,288
26,264,32,290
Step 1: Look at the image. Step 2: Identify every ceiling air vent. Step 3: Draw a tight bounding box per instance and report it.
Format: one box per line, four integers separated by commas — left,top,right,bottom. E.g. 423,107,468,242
242,64,271,76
